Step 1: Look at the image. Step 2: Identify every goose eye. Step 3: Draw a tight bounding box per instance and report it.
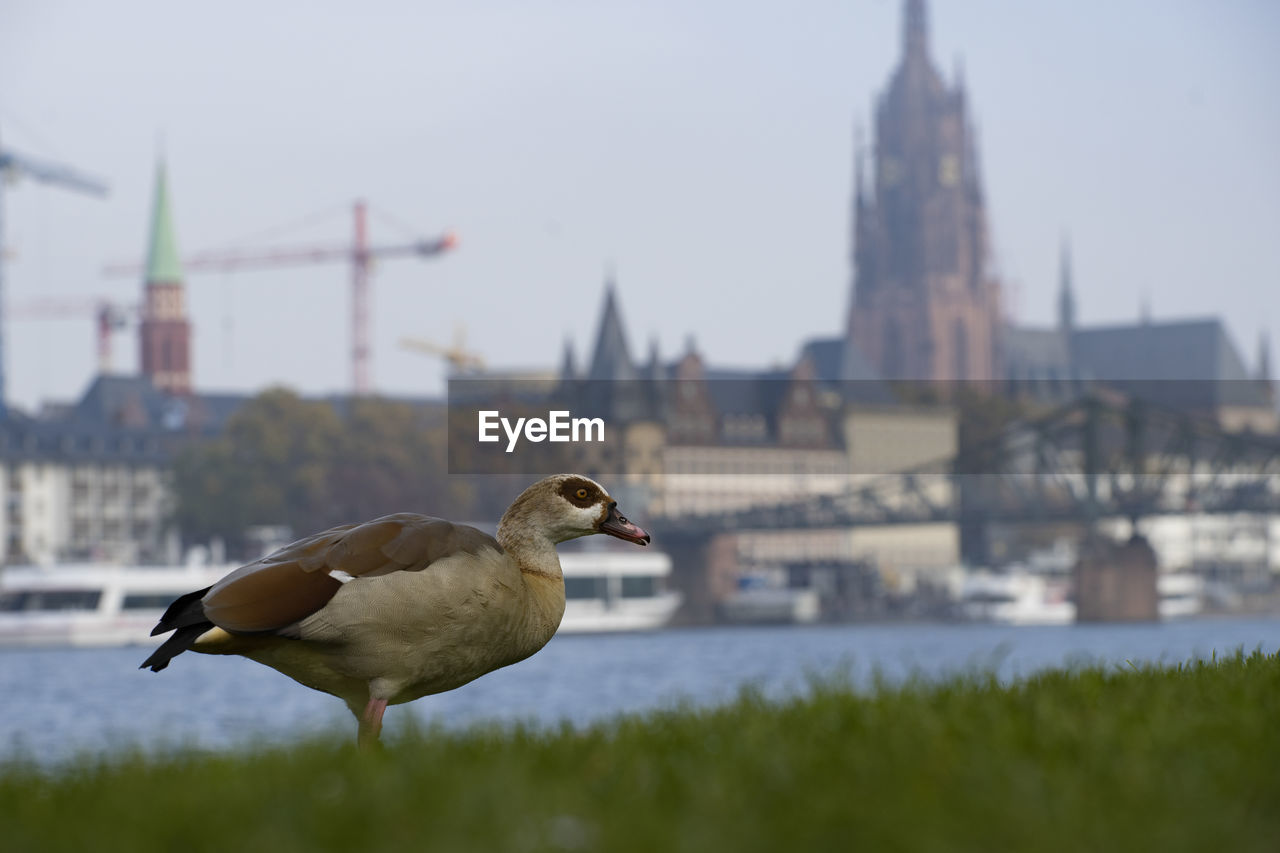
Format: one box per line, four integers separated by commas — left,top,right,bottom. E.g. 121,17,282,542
576,488,589,499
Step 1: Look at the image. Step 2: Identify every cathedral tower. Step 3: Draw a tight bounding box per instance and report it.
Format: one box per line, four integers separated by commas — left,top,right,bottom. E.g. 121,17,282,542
847,0,1001,381
138,160,192,394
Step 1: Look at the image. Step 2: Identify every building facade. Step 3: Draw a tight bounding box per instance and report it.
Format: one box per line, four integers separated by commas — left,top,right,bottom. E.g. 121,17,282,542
0,395,176,565
556,282,961,584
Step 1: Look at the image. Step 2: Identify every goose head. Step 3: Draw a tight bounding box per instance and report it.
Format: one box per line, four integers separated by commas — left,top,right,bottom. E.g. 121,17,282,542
499,474,650,547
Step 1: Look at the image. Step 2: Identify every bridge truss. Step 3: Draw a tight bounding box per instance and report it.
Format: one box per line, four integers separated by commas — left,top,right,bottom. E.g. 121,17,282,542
657,394,1280,542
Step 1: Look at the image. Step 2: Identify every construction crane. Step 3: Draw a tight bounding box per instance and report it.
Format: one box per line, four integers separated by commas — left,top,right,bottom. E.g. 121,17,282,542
104,200,456,395
0,131,109,417
9,298,135,372
400,325,485,375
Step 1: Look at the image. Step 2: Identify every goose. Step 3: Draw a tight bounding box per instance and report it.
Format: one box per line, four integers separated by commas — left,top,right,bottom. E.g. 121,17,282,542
141,474,650,747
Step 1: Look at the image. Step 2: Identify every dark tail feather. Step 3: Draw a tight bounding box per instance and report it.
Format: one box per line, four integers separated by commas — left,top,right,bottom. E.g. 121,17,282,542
140,622,213,672
151,586,213,636
140,585,216,672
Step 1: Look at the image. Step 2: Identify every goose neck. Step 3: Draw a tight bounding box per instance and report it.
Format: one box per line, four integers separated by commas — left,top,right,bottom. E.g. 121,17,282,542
497,526,562,578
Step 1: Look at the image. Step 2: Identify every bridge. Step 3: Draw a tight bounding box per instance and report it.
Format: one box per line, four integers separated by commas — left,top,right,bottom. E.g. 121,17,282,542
653,393,1280,623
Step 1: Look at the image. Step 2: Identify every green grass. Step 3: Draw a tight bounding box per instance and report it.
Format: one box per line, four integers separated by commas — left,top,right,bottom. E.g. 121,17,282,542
4,651,1279,853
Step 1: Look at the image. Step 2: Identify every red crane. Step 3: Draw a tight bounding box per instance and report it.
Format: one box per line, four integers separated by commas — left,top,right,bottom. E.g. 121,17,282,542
104,200,457,394
9,298,135,372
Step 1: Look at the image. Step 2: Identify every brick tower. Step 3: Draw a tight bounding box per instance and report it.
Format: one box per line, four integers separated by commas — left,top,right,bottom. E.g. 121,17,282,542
138,161,192,394
847,0,1001,381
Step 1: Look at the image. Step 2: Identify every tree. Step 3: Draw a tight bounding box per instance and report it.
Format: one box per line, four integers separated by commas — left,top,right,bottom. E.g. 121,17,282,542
325,397,460,525
172,388,455,557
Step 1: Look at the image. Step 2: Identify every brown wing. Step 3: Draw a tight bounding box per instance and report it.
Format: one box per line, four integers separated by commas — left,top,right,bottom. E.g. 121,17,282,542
202,514,501,633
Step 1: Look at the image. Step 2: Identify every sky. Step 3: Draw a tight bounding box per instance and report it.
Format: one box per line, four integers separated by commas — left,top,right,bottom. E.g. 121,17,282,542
2,0,1278,412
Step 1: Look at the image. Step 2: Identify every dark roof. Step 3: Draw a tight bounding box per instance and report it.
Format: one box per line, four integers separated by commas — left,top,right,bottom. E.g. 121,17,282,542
0,410,173,465
1002,326,1072,382
67,375,255,436
700,370,790,417
799,338,844,382
1,375,239,464
71,375,172,429
796,336,893,403
1003,317,1271,409
1073,318,1271,409
1070,318,1250,382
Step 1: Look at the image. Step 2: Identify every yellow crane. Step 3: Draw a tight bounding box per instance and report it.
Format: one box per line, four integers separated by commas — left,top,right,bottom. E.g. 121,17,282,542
400,325,485,374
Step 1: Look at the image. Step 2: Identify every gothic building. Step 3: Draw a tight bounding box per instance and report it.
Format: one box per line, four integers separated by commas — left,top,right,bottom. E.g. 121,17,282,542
847,0,1001,382
1005,239,1276,431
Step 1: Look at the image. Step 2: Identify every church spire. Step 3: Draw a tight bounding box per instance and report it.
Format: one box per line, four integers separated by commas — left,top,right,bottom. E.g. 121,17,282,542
586,276,635,382
1057,236,1076,333
139,158,192,394
1260,330,1272,382
854,122,867,205
903,0,929,62
146,160,183,285
558,337,578,383
643,335,665,382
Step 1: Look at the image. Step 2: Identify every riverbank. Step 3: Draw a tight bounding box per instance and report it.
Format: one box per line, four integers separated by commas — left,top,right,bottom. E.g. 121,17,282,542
3,650,1278,852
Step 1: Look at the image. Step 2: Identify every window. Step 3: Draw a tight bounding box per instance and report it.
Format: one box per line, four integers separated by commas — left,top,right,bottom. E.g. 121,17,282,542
564,576,605,601
123,593,181,610
0,590,102,612
621,576,656,599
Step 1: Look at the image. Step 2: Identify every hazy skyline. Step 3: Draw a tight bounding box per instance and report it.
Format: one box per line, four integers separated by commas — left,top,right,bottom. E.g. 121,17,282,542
3,0,1278,412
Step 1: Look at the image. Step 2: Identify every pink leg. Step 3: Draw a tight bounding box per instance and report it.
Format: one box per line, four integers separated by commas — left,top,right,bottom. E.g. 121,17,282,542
358,696,388,750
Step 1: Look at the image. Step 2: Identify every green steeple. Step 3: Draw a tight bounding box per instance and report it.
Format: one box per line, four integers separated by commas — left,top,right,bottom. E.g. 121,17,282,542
145,160,183,283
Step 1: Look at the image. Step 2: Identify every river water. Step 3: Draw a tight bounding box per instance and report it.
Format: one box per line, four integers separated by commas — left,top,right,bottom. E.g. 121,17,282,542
4,617,1280,767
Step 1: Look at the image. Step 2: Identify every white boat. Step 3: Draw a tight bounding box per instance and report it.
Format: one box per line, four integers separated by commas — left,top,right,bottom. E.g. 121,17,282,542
0,549,681,648
558,549,682,633
958,568,1205,624
1156,572,1205,619
0,563,230,649
959,570,1075,625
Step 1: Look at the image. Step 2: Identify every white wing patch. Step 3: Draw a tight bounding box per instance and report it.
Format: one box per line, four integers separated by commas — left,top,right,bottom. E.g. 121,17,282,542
329,569,356,584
